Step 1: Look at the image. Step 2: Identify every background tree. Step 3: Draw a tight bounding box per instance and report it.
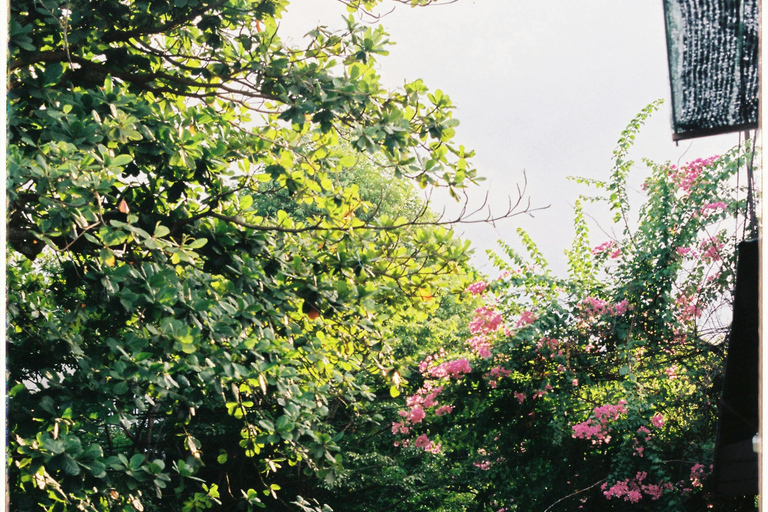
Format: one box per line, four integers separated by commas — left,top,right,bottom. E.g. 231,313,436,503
7,1,527,511
385,104,758,512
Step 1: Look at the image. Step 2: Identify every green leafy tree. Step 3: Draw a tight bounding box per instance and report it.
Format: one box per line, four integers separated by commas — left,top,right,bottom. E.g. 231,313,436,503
386,104,758,512
7,1,526,511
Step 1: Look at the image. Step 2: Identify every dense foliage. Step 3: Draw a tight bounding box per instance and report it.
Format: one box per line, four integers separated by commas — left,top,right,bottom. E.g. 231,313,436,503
373,103,758,512
9,1,757,511
7,1,520,511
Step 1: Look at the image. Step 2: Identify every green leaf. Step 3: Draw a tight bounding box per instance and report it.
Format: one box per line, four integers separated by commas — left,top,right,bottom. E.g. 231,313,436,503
339,155,356,168
59,454,81,476
111,154,133,166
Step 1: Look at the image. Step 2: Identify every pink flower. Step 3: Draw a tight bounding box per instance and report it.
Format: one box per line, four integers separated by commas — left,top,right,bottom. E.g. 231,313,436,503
435,405,454,416
469,307,504,335
391,421,410,435
700,201,727,217
414,434,430,448
532,385,552,400
676,293,701,323
612,300,630,316
474,460,492,470
665,365,678,379
467,335,492,359
422,390,441,408
676,247,692,257
651,413,665,428
466,280,489,295
572,401,628,444
578,298,630,319
414,434,441,454
690,463,707,488
536,337,559,352
516,310,537,327
408,405,425,423
592,240,616,256
418,349,447,374
642,484,664,500
489,366,511,379
426,358,472,379
668,156,719,193
514,392,526,404
579,296,609,318
700,237,724,263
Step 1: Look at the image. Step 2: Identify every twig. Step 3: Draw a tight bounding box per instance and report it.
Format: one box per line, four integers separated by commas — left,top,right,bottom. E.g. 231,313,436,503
542,478,608,512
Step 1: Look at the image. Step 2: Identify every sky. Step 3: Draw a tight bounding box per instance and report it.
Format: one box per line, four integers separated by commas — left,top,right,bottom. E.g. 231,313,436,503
279,0,745,276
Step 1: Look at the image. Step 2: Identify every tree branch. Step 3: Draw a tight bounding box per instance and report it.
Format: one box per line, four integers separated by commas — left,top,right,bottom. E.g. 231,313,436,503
542,478,608,512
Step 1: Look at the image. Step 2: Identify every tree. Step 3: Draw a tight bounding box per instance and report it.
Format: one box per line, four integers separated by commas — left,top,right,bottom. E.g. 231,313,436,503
7,1,526,510
385,103,758,512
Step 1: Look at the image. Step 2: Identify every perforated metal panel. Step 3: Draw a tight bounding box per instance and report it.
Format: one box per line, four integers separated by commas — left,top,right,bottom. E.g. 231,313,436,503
663,0,759,140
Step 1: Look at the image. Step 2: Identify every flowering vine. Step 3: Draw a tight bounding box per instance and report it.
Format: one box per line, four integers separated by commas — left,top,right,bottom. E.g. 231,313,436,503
386,106,755,511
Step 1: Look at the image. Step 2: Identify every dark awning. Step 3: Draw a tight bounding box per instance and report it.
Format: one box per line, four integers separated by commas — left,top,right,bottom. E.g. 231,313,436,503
712,239,759,497
662,0,759,141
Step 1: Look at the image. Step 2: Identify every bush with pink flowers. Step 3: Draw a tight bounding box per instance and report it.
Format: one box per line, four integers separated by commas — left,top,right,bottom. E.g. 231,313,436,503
385,104,757,512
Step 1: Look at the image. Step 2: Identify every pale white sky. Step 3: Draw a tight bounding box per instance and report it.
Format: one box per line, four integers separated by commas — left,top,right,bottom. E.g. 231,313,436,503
280,1,744,276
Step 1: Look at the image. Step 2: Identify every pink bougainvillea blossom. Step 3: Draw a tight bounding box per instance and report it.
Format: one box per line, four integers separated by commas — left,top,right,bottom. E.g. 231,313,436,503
699,236,724,263
391,421,410,435
602,472,668,503
469,306,504,334
700,201,727,217
676,293,702,323
665,365,679,379
514,392,526,404
572,401,627,444
612,299,630,315
425,358,472,379
651,413,665,428
578,297,631,319
668,156,719,194
531,384,553,400
435,405,454,416
489,366,511,379
465,280,489,295
413,434,429,448
418,349,447,374
414,434,441,454
516,310,537,327
592,240,616,256
641,483,665,500
690,463,707,488
406,405,425,423
536,337,560,352
633,426,651,457
485,366,511,389
467,335,493,359
406,384,444,409
474,460,492,471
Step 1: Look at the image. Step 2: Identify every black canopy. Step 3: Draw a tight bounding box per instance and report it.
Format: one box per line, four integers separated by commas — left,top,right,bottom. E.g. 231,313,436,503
663,0,759,140
712,239,759,497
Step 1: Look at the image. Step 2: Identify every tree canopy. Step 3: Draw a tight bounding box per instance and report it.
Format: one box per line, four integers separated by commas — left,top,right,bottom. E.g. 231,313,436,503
7,1,525,511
